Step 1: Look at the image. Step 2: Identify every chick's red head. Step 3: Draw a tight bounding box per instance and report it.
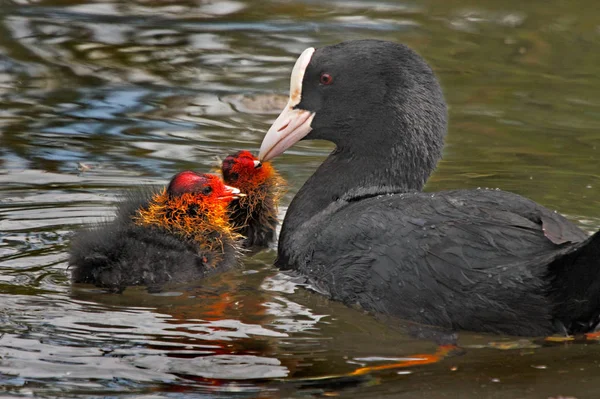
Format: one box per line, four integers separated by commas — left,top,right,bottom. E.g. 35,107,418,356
134,172,242,251
221,151,275,193
167,171,240,203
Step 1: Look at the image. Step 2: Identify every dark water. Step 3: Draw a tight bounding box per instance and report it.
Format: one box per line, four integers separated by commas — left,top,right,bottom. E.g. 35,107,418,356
1,0,599,397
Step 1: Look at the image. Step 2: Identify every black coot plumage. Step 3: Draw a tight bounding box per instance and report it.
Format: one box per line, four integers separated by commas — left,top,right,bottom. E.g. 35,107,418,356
70,172,242,293
221,150,284,251
258,40,600,336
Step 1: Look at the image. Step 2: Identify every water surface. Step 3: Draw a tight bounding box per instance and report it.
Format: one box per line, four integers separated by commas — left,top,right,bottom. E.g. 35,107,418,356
1,0,600,397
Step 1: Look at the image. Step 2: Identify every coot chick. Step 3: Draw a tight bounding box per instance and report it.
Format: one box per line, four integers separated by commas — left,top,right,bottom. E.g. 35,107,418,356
258,40,600,336
221,150,284,250
70,172,243,293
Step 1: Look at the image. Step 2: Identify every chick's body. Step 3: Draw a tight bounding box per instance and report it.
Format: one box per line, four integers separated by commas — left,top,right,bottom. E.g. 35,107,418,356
221,151,284,251
70,172,241,292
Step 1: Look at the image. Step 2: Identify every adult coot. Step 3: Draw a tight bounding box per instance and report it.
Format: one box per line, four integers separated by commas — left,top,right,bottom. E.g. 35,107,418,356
70,172,242,292
258,40,600,336
221,150,284,250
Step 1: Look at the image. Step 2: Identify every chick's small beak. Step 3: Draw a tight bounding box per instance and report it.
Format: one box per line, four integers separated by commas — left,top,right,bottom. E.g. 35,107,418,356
253,160,262,168
220,185,246,199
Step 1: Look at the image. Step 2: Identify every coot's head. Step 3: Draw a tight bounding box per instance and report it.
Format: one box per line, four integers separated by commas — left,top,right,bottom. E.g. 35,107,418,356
167,171,241,203
221,150,278,192
259,40,447,188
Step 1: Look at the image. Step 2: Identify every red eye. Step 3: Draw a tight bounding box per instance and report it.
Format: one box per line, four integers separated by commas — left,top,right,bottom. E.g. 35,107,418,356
320,73,333,85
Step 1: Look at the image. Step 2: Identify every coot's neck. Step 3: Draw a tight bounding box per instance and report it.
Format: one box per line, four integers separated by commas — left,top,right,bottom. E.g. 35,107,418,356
281,128,439,244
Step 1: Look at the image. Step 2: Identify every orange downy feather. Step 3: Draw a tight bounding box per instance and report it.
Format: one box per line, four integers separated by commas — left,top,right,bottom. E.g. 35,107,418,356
222,151,286,227
133,188,242,259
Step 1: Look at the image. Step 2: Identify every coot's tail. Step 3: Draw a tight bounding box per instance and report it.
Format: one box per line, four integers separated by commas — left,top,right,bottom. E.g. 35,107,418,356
549,231,600,333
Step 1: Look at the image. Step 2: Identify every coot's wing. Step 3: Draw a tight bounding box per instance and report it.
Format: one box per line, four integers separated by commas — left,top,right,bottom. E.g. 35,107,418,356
304,189,586,335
